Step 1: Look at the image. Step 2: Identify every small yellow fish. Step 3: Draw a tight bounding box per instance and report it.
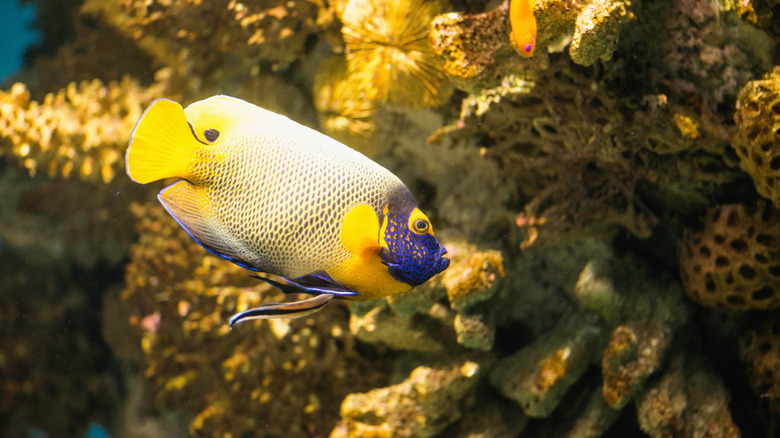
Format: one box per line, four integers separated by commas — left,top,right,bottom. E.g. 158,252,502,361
126,96,449,325
510,0,537,57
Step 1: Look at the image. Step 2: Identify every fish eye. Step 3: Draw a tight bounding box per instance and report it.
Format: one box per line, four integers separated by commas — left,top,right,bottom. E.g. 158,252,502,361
412,218,429,234
204,128,220,142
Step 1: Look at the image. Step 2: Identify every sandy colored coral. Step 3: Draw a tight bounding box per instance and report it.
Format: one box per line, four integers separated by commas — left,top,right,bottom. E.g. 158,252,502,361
341,0,452,108
636,351,740,437
332,360,483,438
122,203,392,437
740,315,780,414
443,248,504,313
680,202,780,312
0,74,169,183
734,67,780,209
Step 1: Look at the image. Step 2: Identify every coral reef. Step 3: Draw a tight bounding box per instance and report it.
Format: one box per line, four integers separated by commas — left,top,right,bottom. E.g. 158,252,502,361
81,0,331,78
121,202,394,437
429,0,634,94
3,0,780,435
734,67,780,209
680,202,780,312
331,360,484,438
340,0,452,108
568,0,633,67
636,349,740,437
740,315,780,414
0,74,171,183
489,310,606,417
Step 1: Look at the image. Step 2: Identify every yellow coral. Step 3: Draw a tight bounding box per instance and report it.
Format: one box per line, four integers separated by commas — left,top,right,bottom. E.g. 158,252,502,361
740,315,780,413
313,56,380,155
0,75,169,183
734,67,780,209
341,0,452,108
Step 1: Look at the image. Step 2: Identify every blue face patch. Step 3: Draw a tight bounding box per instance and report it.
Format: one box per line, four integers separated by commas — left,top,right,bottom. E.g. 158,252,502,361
380,208,450,286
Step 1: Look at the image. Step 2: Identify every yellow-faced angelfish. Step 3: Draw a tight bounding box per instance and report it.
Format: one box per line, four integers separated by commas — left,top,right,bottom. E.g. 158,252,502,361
510,0,537,57
126,96,449,326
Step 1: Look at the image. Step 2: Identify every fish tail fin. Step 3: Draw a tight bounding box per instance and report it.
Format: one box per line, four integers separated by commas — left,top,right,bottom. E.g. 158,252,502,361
126,98,201,184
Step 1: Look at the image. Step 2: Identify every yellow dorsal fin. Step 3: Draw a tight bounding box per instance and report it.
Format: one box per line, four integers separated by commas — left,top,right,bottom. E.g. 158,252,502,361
126,98,201,184
340,204,381,257
184,95,285,142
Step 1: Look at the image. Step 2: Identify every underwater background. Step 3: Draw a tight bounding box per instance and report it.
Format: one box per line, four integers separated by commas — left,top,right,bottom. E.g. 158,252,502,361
1,0,780,437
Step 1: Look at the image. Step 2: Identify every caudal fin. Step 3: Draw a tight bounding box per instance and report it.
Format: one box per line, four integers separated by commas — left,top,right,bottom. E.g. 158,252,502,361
126,98,201,184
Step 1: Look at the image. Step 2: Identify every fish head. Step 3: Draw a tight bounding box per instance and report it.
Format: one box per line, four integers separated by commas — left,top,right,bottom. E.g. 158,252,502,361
379,205,449,287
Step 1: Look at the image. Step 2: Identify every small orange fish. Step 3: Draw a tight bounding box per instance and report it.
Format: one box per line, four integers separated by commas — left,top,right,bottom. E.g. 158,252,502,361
510,0,537,57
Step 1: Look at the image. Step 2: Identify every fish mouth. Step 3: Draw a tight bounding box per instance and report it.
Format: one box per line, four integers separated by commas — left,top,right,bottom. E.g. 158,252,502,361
437,245,450,273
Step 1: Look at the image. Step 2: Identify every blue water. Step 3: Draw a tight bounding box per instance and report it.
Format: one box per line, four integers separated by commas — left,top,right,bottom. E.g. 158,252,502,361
0,0,41,82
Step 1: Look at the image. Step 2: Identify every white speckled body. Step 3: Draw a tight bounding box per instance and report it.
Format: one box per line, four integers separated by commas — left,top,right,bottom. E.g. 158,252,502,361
162,96,408,278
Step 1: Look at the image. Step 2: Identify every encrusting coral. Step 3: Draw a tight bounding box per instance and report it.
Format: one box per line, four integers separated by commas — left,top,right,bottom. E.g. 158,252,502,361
81,0,331,77
734,67,780,209
679,202,780,312
312,56,380,155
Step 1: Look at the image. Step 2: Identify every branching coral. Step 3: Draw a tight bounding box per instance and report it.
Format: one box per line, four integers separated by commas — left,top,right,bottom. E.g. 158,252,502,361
0,74,170,183
680,202,780,312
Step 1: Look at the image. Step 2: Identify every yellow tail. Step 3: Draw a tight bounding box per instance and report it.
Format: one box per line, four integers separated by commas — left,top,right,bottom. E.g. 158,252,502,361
126,98,200,184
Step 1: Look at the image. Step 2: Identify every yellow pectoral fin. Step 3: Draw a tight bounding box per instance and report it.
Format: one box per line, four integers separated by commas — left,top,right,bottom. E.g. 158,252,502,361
126,99,201,184
340,204,381,256
333,204,411,300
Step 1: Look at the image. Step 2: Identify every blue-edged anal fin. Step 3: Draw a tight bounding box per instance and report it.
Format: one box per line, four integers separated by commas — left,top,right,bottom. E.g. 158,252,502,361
252,272,358,297
159,180,259,271
229,294,334,326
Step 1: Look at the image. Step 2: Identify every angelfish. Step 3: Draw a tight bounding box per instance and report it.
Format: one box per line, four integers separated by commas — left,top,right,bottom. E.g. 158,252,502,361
125,96,450,326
